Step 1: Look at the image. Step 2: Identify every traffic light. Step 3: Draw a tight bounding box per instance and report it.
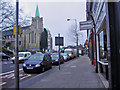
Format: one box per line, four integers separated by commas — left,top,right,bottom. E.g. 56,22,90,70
13,25,21,35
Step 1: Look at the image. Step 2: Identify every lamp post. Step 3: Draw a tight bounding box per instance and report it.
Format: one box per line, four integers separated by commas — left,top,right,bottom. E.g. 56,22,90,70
67,18,79,57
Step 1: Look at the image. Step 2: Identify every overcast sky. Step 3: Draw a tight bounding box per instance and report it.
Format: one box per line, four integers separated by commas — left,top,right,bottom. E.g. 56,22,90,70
12,0,87,49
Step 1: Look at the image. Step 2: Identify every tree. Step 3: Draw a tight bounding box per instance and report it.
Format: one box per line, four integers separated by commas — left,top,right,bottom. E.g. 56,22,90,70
67,23,83,45
0,0,31,31
40,28,48,53
6,41,11,47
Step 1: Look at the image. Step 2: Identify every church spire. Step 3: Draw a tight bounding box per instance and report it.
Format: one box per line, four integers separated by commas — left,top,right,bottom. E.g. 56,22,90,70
35,5,40,18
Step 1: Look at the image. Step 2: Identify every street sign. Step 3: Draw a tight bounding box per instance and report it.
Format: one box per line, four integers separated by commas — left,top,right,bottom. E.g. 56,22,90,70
79,20,93,30
29,47,37,49
55,37,64,46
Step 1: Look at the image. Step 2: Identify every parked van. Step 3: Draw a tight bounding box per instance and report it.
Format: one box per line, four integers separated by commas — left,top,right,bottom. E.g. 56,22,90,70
64,49,75,59
11,52,31,63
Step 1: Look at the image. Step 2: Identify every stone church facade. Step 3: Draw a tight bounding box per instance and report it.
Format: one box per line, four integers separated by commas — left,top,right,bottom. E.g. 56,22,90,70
22,16,43,51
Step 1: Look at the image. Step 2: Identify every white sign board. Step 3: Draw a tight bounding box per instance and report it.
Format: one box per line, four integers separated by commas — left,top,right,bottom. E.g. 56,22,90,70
79,20,93,30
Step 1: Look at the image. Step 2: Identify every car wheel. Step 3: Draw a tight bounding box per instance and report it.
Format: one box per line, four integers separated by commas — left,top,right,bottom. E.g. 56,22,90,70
42,67,45,72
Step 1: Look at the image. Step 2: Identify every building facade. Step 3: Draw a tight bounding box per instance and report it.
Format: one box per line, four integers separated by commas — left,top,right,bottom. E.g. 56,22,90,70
46,28,52,50
22,16,43,51
86,0,109,81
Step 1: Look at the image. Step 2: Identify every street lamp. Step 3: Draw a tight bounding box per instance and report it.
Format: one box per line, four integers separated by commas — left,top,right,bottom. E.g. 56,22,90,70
67,18,79,57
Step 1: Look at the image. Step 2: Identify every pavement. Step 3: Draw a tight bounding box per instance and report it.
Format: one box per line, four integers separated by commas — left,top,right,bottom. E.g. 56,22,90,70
27,55,107,89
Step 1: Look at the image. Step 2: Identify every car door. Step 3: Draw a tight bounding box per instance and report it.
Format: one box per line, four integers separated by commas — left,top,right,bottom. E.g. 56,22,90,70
46,55,51,69
43,55,48,69
47,55,51,68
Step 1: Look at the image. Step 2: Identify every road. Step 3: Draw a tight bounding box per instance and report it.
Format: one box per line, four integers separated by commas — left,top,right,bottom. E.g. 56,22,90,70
2,60,23,73
0,59,72,88
0,60,33,88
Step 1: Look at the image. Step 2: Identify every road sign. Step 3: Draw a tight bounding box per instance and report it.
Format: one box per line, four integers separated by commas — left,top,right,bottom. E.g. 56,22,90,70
29,47,37,49
79,20,93,30
55,37,64,46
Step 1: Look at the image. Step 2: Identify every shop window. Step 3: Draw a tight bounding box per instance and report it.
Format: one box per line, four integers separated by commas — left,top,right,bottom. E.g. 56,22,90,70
99,30,107,61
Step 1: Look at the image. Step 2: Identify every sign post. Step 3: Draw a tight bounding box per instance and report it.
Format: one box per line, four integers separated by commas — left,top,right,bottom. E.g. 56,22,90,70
55,34,64,70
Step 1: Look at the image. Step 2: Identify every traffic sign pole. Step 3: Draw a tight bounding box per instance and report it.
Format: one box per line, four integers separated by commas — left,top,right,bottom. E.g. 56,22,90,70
58,33,60,70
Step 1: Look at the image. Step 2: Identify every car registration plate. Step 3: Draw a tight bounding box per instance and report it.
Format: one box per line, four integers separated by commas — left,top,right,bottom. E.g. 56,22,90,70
27,67,33,69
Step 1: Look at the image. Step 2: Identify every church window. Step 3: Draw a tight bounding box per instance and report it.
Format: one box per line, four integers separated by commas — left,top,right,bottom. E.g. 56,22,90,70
31,31,34,43
35,33,36,43
29,33,30,43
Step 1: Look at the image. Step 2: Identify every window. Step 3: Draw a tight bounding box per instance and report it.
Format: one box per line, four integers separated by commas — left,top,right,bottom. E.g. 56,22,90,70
25,54,27,57
31,31,34,43
35,33,36,43
29,33,30,43
99,30,107,61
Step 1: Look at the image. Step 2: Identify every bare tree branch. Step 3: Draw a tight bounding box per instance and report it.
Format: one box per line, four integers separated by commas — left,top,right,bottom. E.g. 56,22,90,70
67,24,83,45
0,0,31,31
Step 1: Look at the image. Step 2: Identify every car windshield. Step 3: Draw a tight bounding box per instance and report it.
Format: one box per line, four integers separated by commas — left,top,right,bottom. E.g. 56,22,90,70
64,51,71,54
18,53,25,57
51,53,59,58
61,53,67,56
29,54,44,61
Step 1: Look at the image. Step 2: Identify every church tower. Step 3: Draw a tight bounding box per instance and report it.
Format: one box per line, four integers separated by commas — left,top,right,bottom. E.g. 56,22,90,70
23,5,44,52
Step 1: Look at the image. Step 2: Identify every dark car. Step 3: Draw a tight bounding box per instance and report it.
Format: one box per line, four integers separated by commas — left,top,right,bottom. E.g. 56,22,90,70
51,53,64,65
0,52,10,61
23,53,52,73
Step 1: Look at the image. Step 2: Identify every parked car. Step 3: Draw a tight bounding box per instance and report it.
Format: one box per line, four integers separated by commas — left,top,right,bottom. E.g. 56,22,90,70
0,52,10,61
23,53,52,73
61,53,70,61
51,53,64,65
64,49,75,59
11,52,31,63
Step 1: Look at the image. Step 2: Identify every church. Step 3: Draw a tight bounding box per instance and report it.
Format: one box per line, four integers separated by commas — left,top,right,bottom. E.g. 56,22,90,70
2,5,52,52
22,5,43,51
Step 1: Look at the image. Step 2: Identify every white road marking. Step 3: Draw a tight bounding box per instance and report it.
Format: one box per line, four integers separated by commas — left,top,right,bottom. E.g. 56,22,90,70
0,68,23,76
20,74,31,80
12,77,15,79
70,65,77,68
12,73,29,80
7,73,14,79
0,82,7,86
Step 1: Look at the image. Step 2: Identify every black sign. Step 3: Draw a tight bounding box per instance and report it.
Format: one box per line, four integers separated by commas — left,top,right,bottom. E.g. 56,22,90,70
55,37,64,46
